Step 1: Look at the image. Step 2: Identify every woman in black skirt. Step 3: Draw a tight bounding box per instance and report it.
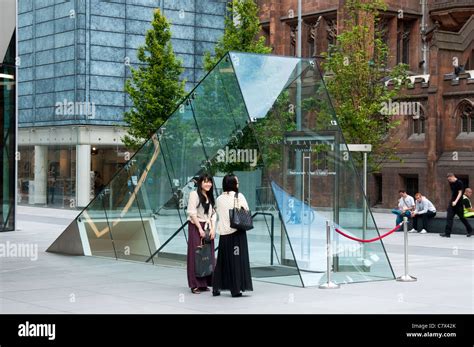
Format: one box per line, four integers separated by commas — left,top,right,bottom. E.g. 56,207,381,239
213,174,253,297
186,173,216,294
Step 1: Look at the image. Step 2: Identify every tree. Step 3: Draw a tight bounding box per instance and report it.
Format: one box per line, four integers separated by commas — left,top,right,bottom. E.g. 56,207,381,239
123,9,185,149
321,0,408,171
204,0,272,72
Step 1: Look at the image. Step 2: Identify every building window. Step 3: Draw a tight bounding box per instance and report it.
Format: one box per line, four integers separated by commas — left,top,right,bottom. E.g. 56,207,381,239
326,19,337,47
307,17,335,58
458,100,474,134
262,25,270,48
402,33,410,64
308,17,321,58
290,25,297,57
402,175,418,198
397,21,413,65
376,17,390,65
412,115,425,135
408,103,425,137
458,176,469,190
374,174,382,205
308,40,315,58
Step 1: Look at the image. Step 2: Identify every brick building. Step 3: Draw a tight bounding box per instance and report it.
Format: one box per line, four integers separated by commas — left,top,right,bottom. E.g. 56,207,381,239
257,0,474,210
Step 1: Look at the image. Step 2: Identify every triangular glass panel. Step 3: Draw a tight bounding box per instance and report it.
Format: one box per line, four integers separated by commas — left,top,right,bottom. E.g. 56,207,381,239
49,52,394,287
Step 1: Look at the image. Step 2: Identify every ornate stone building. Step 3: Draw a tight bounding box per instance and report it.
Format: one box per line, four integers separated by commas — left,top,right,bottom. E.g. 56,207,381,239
257,0,474,210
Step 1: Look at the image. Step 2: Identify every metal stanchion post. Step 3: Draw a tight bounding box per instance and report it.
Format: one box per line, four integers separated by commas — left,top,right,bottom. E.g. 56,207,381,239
319,220,340,289
396,216,417,282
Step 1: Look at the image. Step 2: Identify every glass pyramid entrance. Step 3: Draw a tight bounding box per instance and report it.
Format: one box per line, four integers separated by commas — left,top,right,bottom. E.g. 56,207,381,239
48,52,394,287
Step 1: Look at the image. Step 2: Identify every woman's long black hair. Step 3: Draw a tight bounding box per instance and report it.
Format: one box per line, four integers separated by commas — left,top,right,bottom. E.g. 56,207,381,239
222,174,239,198
196,173,215,214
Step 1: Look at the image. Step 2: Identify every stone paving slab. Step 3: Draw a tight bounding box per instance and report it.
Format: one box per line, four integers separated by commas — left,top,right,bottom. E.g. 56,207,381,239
0,206,472,314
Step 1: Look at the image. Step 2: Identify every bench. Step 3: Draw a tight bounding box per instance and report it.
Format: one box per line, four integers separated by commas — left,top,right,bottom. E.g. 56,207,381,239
423,216,474,235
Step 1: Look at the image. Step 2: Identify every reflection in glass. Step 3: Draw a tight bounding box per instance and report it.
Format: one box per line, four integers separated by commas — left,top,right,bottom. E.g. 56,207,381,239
50,52,394,287
1,54,16,231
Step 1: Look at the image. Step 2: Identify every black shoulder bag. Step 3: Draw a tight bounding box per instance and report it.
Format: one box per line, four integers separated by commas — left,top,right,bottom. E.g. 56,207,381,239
229,194,254,231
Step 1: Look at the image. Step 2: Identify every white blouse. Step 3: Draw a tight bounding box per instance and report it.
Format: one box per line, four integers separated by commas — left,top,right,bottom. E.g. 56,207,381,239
187,190,216,224
215,191,249,235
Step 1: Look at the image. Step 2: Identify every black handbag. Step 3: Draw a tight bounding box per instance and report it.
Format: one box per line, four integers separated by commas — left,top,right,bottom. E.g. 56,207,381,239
195,237,212,278
229,195,254,231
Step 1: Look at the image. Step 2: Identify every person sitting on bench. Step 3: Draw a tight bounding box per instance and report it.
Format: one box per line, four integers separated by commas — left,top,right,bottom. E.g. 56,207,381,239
409,193,436,233
391,189,415,227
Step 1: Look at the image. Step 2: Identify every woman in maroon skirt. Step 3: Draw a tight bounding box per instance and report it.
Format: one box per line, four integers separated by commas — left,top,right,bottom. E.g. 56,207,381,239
186,173,216,294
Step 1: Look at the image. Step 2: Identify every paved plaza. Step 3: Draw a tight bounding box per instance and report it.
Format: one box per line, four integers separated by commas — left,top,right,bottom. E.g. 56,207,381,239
0,205,472,314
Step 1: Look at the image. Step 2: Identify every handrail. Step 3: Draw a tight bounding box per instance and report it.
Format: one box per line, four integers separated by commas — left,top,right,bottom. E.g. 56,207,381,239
145,221,189,263
146,212,276,265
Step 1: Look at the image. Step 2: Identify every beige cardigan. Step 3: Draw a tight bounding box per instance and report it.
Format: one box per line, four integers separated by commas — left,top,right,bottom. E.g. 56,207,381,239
215,191,249,235
187,190,216,225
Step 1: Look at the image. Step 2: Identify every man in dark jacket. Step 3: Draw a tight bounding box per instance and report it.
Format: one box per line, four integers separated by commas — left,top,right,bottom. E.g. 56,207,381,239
441,173,472,238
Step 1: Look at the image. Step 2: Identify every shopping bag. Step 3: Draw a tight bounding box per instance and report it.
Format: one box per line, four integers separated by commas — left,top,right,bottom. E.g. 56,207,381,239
195,242,212,278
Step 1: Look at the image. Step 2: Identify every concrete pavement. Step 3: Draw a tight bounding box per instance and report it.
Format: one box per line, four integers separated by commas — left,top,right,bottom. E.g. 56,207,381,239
0,205,472,314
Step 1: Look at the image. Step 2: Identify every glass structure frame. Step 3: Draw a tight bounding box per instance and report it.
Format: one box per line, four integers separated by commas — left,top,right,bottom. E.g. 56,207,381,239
49,52,395,287
0,32,16,232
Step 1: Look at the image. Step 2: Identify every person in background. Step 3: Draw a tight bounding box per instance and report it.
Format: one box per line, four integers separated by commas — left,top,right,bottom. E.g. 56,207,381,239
94,171,104,195
186,173,216,294
409,193,436,233
181,176,199,212
212,174,253,298
441,173,472,238
391,190,415,226
47,166,57,205
462,188,474,220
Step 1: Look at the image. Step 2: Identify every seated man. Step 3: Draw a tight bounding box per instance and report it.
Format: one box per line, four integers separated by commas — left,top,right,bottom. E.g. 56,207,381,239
463,188,474,219
410,193,436,233
391,189,415,227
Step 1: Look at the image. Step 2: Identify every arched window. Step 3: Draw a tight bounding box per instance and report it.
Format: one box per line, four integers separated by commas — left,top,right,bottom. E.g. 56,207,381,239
457,99,474,134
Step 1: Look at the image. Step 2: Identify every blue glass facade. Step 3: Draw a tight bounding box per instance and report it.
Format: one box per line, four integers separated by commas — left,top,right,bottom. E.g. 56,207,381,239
16,0,228,209
18,0,228,127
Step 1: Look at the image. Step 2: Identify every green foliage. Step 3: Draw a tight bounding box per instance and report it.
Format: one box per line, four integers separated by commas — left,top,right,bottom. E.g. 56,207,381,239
208,91,296,174
252,91,296,170
204,0,272,72
209,126,259,174
302,80,336,130
123,9,186,150
321,0,408,171
202,0,272,173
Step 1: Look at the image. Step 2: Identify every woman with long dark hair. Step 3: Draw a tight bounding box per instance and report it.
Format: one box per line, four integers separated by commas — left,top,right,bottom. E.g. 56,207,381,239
212,174,253,297
186,173,216,294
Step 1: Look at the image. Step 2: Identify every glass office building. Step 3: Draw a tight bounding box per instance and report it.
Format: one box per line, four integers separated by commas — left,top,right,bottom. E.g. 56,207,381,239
0,0,17,232
48,52,394,287
17,0,228,209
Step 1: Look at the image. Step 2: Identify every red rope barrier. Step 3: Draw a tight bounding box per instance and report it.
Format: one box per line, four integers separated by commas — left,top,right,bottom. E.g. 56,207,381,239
334,223,403,243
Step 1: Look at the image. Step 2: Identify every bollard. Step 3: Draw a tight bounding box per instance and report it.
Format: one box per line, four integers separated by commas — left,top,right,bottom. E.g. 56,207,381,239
319,220,340,289
396,216,417,282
